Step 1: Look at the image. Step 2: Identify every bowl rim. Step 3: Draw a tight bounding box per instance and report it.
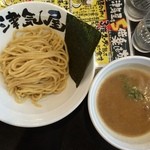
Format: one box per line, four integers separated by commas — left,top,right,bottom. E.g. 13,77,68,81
0,1,69,13
0,1,95,127
88,55,150,150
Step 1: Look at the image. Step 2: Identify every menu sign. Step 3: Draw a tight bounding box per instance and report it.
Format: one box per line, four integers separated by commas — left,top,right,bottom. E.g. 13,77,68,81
71,0,131,67
106,0,130,61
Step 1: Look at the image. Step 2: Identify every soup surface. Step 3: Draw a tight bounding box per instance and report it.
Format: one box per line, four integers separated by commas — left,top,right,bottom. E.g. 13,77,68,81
97,65,150,137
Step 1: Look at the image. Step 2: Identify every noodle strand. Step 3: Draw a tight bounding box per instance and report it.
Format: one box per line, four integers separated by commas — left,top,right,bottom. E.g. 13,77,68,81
0,25,69,105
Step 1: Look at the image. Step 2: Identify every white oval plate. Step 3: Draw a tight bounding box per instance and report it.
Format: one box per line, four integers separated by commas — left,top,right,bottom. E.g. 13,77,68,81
0,2,95,127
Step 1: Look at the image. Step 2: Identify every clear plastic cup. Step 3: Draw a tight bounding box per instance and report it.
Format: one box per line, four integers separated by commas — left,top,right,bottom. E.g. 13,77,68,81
125,0,150,21
132,10,150,53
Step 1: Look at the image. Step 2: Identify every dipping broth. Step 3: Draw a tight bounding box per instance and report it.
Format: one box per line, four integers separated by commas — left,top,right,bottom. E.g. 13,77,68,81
97,65,150,137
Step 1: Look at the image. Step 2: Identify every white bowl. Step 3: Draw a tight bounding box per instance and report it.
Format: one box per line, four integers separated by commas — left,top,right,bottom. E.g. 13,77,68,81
0,2,95,127
88,56,150,150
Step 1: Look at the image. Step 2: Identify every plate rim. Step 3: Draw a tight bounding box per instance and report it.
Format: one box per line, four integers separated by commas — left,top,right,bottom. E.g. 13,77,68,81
0,2,95,127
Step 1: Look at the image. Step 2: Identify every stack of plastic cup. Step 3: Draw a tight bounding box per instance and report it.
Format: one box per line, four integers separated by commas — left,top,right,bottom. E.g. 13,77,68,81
125,0,150,21
125,0,150,53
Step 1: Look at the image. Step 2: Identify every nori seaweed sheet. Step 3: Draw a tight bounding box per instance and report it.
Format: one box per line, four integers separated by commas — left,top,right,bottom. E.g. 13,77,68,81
65,13,101,87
